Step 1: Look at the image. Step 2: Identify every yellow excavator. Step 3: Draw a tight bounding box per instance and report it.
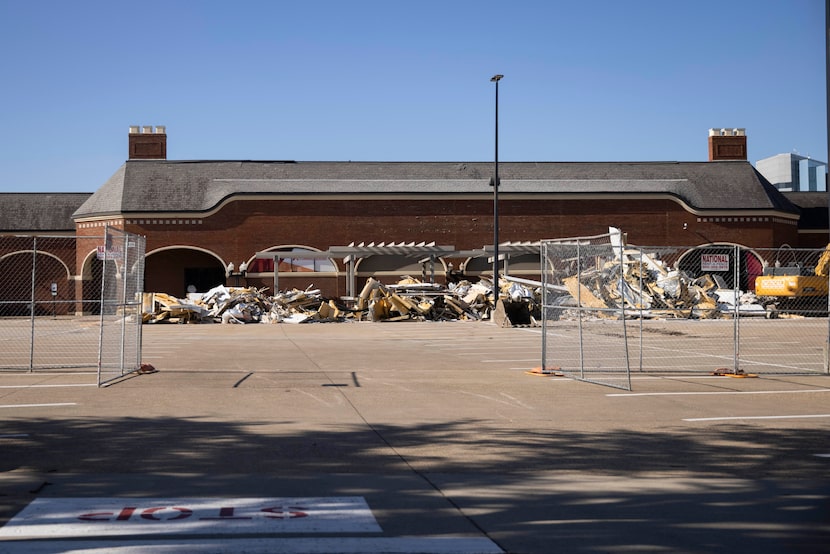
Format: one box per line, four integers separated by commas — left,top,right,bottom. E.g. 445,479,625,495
755,244,830,313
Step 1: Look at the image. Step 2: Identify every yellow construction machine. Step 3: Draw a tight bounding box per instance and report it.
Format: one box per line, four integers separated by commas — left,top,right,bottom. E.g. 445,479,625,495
755,244,830,314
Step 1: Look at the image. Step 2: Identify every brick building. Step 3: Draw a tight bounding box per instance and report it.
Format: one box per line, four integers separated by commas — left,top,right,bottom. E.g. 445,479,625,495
1,126,825,308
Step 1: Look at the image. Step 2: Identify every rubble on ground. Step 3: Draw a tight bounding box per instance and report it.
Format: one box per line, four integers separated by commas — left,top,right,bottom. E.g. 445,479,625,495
142,230,777,325
546,242,768,319
141,255,770,325
141,276,543,325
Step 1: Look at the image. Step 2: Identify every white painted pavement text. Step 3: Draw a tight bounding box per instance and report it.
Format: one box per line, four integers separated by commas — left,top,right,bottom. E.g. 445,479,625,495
0,497,381,537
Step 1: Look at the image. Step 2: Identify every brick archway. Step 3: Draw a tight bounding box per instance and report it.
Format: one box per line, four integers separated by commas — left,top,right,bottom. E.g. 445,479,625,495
145,247,225,297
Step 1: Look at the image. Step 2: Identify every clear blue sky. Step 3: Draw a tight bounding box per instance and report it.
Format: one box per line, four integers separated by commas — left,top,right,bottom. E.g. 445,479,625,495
0,0,826,192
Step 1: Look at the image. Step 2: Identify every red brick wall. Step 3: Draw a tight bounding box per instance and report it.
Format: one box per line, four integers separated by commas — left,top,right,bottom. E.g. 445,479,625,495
122,196,795,297
128,132,167,160
169,197,783,252
708,135,748,161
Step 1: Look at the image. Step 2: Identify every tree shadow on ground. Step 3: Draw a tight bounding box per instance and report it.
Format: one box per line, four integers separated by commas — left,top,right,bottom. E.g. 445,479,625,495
1,416,829,552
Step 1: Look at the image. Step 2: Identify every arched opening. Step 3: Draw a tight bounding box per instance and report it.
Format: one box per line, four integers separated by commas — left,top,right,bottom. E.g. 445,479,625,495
145,247,225,297
502,252,542,279
78,249,122,315
249,246,340,295
248,246,338,274
463,256,488,275
0,251,72,316
354,254,445,283
462,252,541,281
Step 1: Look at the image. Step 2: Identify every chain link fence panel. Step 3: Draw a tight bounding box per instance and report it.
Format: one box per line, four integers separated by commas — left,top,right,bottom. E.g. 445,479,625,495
542,232,830,390
541,230,632,390
740,246,829,376
97,227,146,386
0,228,145,386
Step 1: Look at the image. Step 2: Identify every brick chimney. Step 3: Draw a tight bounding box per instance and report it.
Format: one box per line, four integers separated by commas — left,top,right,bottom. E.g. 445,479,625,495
128,125,167,159
708,128,747,161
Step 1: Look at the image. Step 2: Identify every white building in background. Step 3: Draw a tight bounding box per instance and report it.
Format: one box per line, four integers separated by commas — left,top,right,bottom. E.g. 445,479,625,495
756,152,827,192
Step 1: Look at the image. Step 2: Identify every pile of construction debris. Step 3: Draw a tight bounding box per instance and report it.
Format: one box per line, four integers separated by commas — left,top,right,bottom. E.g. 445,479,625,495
142,286,275,325
141,276,542,325
141,256,765,325
142,226,775,324
553,266,725,319
546,234,766,319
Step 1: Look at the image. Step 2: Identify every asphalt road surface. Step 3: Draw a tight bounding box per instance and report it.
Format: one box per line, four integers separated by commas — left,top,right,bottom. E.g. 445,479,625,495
1,321,829,553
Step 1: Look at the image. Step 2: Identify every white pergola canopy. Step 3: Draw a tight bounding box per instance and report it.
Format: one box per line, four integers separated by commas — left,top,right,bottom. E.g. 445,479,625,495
255,241,542,296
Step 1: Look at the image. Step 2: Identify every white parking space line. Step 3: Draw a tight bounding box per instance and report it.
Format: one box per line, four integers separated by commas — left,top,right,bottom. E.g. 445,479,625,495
0,373,97,376
0,384,96,389
449,346,538,352
628,376,739,380
481,358,540,363
607,389,830,397
0,403,78,409
684,414,830,422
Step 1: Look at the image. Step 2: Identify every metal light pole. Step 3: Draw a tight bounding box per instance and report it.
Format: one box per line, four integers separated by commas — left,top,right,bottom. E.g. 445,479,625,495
491,74,503,305
825,0,829,370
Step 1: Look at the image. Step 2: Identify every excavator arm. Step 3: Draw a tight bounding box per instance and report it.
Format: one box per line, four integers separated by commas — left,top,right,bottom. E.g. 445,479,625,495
814,243,830,277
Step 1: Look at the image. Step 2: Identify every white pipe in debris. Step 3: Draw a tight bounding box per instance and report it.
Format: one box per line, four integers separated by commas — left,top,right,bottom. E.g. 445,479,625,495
501,274,569,293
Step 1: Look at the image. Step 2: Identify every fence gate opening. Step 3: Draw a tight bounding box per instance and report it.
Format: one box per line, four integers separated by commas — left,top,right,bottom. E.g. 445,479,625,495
0,227,145,386
541,229,830,390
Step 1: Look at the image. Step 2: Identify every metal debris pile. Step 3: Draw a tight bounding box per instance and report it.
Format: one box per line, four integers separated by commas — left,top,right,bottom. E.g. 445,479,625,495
141,276,541,324
549,245,765,319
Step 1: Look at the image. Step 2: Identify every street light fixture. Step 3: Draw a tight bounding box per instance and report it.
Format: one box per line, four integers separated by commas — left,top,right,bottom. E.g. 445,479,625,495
490,74,503,305
226,261,247,287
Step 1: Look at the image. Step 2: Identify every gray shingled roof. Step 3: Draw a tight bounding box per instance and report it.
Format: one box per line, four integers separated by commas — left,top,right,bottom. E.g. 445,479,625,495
1,193,92,232
784,192,827,230
784,191,828,209
73,160,798,218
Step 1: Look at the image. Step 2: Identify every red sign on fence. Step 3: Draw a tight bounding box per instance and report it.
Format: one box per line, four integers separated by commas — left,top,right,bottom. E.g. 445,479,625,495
96,245,123,261
700,253,729,272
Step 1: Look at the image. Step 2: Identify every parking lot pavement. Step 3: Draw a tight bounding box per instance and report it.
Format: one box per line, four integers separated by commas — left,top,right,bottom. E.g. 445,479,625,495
1,321,829,553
